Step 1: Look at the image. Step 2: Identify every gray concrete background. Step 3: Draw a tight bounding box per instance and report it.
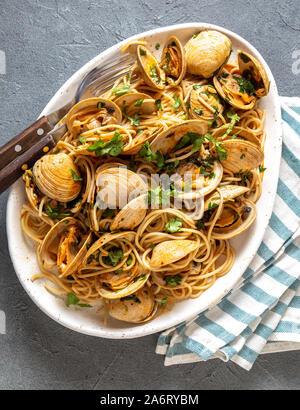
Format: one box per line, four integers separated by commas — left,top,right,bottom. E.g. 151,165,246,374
0,0,300,390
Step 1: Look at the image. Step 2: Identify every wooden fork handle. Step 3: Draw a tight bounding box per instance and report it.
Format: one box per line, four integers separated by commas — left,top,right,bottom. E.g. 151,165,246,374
0,116,52,170
0,132,56,195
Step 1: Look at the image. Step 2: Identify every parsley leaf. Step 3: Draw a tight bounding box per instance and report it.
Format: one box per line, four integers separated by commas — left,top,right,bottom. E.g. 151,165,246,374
138,141,156,162
174,132,205,153
112,83,131,97
66,293,91,308
122,106,140,126
259,165,267,172
87,132,124,157
219,110,240,140
103,247,124,267
165,274,182,287
173,95,182,110
205,133,227,161
78,135,86,144
233,76,255,96
70,169,83,181
165,217,183,233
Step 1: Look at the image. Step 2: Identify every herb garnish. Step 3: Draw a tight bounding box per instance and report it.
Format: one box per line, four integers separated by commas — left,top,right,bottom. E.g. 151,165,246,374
66,293,91,308
70,169,83,181
165,274,182,287
165,217,183,233
112,83,131,97
87,131,124,156
173,95,182,110
103,247,124,267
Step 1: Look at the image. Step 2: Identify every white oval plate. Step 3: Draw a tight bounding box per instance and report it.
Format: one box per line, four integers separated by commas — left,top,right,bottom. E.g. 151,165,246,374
6,23,282,339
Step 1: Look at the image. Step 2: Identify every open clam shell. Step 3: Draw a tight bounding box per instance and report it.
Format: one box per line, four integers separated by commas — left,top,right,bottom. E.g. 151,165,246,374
108,289,157,323
215,139,264,173
184,30,232,78
175,159,223,200
96,166,147,209
38,217,90,277
65,97,122,136
213,68,256,110
122,127,162,155
161,35,186,86
150,239,198,268
204,184,249,211
150,120,208,155
115,92,157,115
137,45,165,90
110,194,148,231
33,153,82,202
211,199,257,239
212,124,261,146
99,272,150,300
189,84,224,124
238,50,270,98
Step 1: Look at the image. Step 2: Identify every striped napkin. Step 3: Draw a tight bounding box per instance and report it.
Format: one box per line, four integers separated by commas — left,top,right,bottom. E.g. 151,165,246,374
156,96,300,371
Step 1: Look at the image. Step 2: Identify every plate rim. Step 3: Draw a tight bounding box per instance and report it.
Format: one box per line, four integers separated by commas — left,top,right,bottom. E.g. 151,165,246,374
6,22,282,339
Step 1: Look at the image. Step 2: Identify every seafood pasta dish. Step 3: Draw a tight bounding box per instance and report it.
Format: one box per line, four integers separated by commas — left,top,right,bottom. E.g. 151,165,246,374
21,30,269,324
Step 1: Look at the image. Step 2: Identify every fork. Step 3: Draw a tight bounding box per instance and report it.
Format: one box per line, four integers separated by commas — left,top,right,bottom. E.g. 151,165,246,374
0,52,135,195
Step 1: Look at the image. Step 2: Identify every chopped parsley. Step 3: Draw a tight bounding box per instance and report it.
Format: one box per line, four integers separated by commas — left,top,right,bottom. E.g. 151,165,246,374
162,51,170,71
173,95,182,110
70,169,83,181
87,131,124,156
45,204,71,221
193,108,203,115
205,133,227,161
66,293,91,308
78,135,86,144
259,165,267,172
155,99,162,111
219,110,240,140
139,48,147,56
149,65,160,84
120,294,141,303
135,99,144,107
208,202,218,209
165,274,182,287
103,247,124,267
165,217,183,233
233,75,255,96
112,83,131,97
155,43,160,50
122,106,140,126
174,132,205,153
138,141,156,162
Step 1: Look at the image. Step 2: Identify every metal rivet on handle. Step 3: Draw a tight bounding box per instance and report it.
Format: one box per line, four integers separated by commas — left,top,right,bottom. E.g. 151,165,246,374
37,128,44,136
15,144,22,152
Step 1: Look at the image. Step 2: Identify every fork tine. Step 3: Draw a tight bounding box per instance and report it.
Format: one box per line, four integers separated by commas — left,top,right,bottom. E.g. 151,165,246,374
90,68,133,93
88,61,135,88
85,53,135,84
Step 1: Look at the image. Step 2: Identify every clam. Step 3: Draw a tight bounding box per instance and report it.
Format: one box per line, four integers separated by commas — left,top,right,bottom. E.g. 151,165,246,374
184,30,232,78
160,36,186,86
213,68,256,110
204,184,249,211
150,120,208,155
115,92,157,115
96,166,147,209
211,199,257,239
122,127,162,155
214,139,264,173
237,50,270,98
108,289,157,323
174,158,223,199
189,84,225,126
110,194,148,231
65,97,122,137
33,153,82,202
137,45,165,90
38,217,91,277
98,272,150,299
150,239,198,268
211,124,261,146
